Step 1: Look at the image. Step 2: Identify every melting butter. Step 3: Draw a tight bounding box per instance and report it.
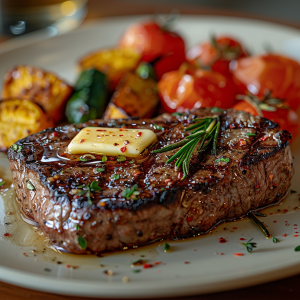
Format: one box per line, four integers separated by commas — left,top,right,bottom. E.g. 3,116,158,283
67,127,157,157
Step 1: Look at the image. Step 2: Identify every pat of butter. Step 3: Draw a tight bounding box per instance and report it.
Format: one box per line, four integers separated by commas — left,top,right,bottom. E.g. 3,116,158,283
67,127,157,157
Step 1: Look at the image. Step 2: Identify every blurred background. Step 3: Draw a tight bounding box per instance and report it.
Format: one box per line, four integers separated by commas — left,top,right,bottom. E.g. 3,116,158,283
0,0,299,41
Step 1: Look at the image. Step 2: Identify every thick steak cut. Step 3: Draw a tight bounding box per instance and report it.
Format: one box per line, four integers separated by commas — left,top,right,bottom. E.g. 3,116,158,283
8,108,293,254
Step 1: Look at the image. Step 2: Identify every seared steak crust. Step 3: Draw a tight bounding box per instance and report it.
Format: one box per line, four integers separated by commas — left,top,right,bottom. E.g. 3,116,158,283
8,108,293,253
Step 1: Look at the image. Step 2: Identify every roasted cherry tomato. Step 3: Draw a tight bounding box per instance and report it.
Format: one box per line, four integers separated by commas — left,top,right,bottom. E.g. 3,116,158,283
231,54,300,111
233,94,299,139
119,21,185,79
158,63,236,113
186,36,248,78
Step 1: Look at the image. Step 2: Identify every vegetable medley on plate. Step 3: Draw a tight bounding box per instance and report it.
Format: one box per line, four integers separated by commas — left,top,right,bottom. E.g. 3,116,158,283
0,17,300,150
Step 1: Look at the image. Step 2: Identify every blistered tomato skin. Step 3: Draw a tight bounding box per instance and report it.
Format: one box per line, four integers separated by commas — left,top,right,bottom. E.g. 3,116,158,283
233,100,299,139
231,54,300,111
186,36,248,78
119,21,186,79
158,64,237,113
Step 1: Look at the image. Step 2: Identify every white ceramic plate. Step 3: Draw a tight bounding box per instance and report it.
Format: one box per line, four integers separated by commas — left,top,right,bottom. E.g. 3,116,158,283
0,15,300,299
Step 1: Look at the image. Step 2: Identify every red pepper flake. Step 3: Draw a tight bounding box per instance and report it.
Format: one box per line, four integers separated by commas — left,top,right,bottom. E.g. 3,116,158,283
52,132,58,137
233,227,238,230
220,253,224,255
295,228,298,230
123,140,130,145
283,209,288,213
295,224,298,226
74,195,80,199
270,213,273,215
184,261,190,264
260,136,268,141
119,135,124,137
272,181,277,187
186,216,193,222
177,172,184,181
120,126,127,129
254,182,259,189
154,261,162,265
285,221,288,223
109,157,115,161
120,146,127,153
3,233,10,237
239,139,246,146
134,172,143,177
136,132,142,138
295,231,299,233
273,220,277,223
282,233,287,237
193,249,197,251
80,139,85,143
234,253,244,257
22,252,26,255
229,124,235,129
219,237,227,243
66,265,71,268
294,235,299,237
239,238,246,240
143,264,152,269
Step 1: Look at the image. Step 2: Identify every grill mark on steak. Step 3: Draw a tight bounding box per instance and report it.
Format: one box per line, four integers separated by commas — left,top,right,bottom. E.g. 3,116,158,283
8,108,294,253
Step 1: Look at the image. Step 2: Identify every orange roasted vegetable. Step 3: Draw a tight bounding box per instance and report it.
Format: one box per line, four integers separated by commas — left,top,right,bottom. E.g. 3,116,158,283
103,72,159,120
78,48,141,90
1,65,73,124
0,99,54,151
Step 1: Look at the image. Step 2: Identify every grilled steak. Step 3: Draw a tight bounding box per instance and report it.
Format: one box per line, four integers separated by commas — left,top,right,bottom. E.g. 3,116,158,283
8,108,293,254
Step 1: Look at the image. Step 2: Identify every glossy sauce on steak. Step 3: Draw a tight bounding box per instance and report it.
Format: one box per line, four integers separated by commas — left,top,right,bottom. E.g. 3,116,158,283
8,108,294,254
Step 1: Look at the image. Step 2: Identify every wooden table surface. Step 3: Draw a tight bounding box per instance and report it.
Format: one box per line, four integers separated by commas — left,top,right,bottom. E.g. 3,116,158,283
1,1,300,299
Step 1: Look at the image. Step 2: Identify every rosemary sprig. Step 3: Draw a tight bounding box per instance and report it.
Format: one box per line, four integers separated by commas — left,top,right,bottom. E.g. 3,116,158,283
240,238,257,253
151,116,221,180
247,211,271,238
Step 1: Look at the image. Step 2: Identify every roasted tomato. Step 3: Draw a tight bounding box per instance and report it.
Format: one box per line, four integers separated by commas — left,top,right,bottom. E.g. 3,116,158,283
186,36,248,78
231,54,300,111
158,63,236,113
119,21,185,79
233,93,299,139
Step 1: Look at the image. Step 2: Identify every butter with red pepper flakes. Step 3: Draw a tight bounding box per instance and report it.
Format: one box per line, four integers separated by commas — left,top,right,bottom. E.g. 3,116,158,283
67,127,157,157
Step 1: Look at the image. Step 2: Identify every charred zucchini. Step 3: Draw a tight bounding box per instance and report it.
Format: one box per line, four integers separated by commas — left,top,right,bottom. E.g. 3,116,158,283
103,70,159,120
0,99,54,151
66,69,107,124
1,65,73,124
78,48,140,90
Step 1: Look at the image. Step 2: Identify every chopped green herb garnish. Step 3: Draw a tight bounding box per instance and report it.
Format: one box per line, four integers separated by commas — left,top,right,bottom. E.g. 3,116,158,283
164,242,171,252
102,155,107,162
117,155,126,162
121,184,138,199
153,125,164,131
77,190,87,196
246,133,256,136
161,188,166,191
240,238,257,253
129,160,135,164
215,158,229,163
0,181,5,187
172,112,183,116
291,190,297,194
132,269,141,273
96,167,105,172
26,180,35,191
86,186,92,205
121,124,126,128
131,259,143,265
272,236,279,243
17,145,22,152
80,157,88,162
211,107,223,113
111,174,120,180
90,181,101,192
77,184,84,189
78,236,87,249
75,224,80,230
295,245,300,252
12,144,18,151
44,268,51,272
